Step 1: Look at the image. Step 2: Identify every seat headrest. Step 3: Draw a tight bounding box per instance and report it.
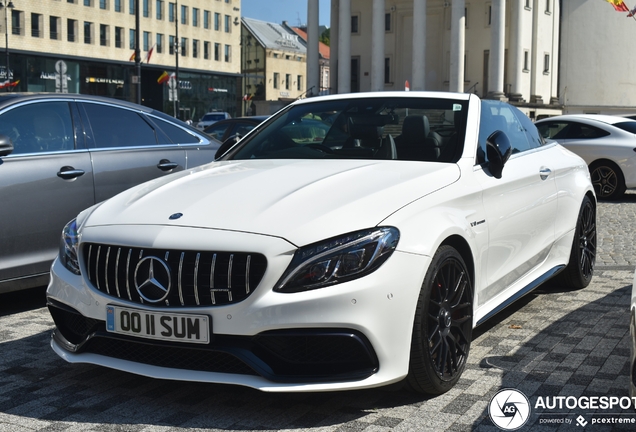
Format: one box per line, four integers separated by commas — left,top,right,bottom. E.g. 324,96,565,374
402,115,430,138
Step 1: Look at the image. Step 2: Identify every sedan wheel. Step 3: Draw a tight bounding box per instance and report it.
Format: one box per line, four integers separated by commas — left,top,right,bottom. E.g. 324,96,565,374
590,161,625,200
407,245,473,395
557,195,596,289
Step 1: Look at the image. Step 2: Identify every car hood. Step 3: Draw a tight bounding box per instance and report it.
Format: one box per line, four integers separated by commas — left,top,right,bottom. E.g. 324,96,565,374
84,159,460,246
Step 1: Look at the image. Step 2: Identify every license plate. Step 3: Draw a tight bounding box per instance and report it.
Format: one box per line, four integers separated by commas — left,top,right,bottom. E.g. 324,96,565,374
106,305,210,344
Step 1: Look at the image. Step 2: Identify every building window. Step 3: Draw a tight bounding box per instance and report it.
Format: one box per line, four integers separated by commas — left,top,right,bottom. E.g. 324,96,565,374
169,35,175,54
84,21,93,44
11,9,20,36
115,26,123,48
285,73,291,90
214,12,220,31
204,41,210,59
100,24,108,46
181,5,187,25
156,33,163,53
297,75,302,91
129,0,135,15
486,3,492,27
525,0,531,9
156,0,163,19
545,0,551,13
351,15,359,33
50,16,60,40
214,42,220,60
523,50,529,71
143,0,149,17
84,0,92,6
143,31,150,51
129,29,136,49
193,39,199,58
385,12,391,32
181,37,187,56
31,13,42,38
544,54,550,73
224,44,231,62
225,15,231,32
100,0,107,9
169,2,175,22
204,10,210,29
384,57,391,83
273,72,279,89
115,0,121,13
193,8,199,27
67,19,77,42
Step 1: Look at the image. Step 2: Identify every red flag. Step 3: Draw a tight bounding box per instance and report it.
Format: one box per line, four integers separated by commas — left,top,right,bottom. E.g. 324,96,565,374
144,44,156,63
605,0,630,12
129,51,136,61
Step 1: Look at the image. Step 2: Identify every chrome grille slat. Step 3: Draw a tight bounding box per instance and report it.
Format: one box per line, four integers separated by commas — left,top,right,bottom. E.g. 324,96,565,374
84,244,266,308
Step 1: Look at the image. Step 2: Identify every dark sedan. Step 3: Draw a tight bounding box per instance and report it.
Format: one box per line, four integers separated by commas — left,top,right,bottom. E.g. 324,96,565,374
0,93,219,294
203,116,268,142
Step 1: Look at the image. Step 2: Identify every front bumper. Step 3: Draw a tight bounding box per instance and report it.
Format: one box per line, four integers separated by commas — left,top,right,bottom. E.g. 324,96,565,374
47,225,430,392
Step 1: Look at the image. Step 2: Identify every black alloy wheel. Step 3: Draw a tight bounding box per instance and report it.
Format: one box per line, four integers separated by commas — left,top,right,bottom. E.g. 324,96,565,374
407,245,473,395
590,161,625,200
557,195,596,289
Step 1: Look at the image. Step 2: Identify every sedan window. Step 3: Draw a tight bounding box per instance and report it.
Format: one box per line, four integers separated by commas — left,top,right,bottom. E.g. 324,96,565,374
82,103,158,149
612,121,636,134
0,102,74,155
151,116,201,144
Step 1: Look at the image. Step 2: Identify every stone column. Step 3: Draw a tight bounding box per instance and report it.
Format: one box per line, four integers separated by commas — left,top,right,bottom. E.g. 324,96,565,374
509,0,524,102
412,0,427,91
371,0,385,91
307,0,320,97
449,0,465,93
487,0,506,100
338,0,351,93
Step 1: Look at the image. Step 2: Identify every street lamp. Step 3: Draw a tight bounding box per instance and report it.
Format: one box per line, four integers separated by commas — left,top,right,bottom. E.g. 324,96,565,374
0,0,14,90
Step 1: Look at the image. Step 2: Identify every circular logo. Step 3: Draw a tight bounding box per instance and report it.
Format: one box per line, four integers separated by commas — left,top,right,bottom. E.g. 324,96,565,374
134,257,172,303
488,388,531,430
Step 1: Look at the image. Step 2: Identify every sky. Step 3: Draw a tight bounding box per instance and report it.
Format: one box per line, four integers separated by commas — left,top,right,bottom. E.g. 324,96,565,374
241,0,332,27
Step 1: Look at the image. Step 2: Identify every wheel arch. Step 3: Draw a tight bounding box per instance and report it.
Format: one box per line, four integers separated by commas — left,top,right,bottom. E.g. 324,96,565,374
439,234,475,292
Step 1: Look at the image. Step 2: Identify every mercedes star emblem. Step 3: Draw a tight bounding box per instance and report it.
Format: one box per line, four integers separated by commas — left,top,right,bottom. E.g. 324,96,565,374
134,256,172,303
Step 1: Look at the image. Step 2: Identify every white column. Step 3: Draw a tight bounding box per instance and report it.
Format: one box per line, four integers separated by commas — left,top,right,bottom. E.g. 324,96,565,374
338,0,351,93
307,0,320,97
412,0,427,91
509,0,524,101
488,0,506,99
449,0,465,93
371,0,385,91
330,0,339,94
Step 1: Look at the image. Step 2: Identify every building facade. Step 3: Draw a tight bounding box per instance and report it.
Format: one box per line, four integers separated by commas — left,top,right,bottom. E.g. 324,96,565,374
241,17,307,115
5,0,242,119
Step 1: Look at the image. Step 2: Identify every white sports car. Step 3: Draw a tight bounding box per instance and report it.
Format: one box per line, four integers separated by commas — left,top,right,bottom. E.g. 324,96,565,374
535,114,636,200
47,92,595,394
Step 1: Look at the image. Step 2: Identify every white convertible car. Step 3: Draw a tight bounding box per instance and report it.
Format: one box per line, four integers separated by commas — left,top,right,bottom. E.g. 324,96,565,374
47,92,596,395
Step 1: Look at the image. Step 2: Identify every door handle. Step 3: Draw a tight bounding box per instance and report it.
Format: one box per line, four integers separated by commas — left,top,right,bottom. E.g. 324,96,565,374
57,166,85,180
539,167,552,181
157,159,179,171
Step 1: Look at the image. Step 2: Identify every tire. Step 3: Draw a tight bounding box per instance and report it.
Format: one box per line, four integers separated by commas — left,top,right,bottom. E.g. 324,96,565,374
589,161,626,200
556,195,596,289
406,245,473,395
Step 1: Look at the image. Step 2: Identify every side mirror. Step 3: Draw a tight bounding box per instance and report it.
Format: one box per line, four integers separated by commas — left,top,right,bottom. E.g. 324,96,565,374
0,134,14,157
486,130,512,179
214,135,241,160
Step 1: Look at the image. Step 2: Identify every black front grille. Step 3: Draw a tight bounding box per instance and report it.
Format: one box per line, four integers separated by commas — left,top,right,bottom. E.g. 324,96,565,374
83,243,267,307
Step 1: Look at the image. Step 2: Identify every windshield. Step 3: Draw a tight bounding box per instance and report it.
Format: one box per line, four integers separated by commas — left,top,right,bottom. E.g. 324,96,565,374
226,97,468,162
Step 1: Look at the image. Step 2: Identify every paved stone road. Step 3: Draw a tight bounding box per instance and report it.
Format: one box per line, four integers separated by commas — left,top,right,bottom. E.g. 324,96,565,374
1,194,635,432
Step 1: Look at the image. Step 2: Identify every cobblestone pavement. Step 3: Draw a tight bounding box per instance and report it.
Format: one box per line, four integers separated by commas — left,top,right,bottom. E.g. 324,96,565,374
1,195,636,432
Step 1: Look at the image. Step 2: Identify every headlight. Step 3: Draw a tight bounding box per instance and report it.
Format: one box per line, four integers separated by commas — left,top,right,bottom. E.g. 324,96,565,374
275,227,399,293
59,218,80,275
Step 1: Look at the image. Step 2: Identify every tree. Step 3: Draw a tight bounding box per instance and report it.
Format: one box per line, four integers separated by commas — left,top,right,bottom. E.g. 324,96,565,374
319,28,330,46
